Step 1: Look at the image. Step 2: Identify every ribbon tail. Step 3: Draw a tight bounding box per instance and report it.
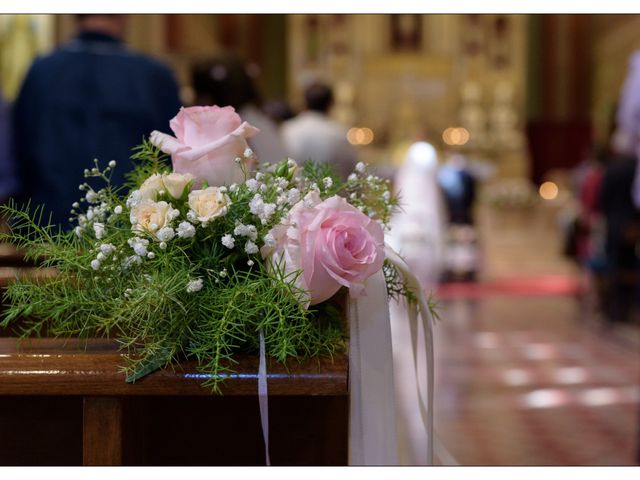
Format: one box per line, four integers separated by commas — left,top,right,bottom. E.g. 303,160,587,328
385,243,435,465
348,268,399,465
258,329,271,466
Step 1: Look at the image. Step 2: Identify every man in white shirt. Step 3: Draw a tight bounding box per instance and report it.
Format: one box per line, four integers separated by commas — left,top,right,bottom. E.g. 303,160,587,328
281,83,357,181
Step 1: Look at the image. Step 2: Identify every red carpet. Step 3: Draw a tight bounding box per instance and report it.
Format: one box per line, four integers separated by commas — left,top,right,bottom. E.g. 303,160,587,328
436,275,583,299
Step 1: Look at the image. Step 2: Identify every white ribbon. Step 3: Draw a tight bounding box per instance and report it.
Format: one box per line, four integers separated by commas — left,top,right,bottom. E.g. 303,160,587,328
348,244,435,465
258,329,271,466
385,244,435,465
257,246,436,466
348,267,399,465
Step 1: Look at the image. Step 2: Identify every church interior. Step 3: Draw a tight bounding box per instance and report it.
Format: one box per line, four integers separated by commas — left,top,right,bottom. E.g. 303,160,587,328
0,14,639,467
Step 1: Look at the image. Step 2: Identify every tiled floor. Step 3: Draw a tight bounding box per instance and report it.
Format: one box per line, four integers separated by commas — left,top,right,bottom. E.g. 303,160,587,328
431,202,640,465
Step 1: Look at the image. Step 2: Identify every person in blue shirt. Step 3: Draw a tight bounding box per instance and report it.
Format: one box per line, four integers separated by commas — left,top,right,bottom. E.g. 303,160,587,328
12,14,182,227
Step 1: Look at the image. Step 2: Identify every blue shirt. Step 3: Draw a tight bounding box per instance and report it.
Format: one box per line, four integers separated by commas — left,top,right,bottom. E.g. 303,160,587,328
12,31,182,226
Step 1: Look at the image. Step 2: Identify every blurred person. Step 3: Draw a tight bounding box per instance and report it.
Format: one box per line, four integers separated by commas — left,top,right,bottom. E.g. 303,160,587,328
281,82,357,181
0,88,18,205
437,152,477,226
599,151,639,324
12,14,181,227
263,98,295,126
599,50,640,325
436,152,480,282
387,141,447,288
191,55,287,166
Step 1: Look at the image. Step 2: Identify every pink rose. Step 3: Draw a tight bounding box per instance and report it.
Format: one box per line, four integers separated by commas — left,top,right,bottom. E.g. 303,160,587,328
262,192,385,306
150,105,259,187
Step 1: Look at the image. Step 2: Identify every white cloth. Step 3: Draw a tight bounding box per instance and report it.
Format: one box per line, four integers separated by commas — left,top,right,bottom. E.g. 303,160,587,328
281,111,357,181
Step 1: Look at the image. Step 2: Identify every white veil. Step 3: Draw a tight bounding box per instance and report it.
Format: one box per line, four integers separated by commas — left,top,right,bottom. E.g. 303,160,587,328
387,141,447,287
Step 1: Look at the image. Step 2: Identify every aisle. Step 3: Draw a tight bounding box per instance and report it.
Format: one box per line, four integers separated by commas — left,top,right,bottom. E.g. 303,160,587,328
432,203,640,465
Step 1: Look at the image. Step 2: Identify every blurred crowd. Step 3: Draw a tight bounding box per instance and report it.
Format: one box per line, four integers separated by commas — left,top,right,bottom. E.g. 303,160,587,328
1,14,638,321
0,14,358,228
566,53,640,326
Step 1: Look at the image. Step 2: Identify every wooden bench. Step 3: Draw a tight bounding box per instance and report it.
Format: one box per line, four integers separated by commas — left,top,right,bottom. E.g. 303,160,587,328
0,337,349,466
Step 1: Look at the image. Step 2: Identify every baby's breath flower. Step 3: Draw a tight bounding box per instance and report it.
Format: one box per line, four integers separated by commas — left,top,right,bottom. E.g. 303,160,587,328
246,178,259,192
177,221,196,239
126,190,142,208
108,160,117,168
159,242,167,250
100,243,115,256
249,194,264,216
244,240,259,255
287,188,300,205
323,177,333,188
114,205,123,214
72,202,80,209
147,252,156,259
93,222,105,240
221,234,235,249
186,278,204,293
96,252,106,262
156,226,175,242
262,203,276,221
186,210,198,223
219,268,227,278
355,162,366,173
247,259,254,267
383,190,391,201
85,190,99,203
128,237,149,257
229,183,238,193
234,224,257,241
348,173,357,182
90,259,101,270
244,147,254,158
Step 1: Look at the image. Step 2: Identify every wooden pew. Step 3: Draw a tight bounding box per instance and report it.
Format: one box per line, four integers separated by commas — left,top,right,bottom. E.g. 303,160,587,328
0,338,349,466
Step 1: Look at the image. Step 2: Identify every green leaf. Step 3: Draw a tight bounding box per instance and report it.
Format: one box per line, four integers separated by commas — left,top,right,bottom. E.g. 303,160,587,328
125,347,172,383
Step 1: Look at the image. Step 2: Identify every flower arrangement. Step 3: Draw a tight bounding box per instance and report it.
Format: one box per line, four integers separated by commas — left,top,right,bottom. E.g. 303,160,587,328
0,105,418,391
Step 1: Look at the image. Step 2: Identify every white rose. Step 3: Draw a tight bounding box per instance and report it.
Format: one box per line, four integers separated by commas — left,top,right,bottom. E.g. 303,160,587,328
130,199,173,239
162,172,194,199
138,174,165,201
188,187,231,223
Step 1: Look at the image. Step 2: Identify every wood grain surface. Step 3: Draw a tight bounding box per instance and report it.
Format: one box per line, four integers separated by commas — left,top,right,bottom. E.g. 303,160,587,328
0,338,348,396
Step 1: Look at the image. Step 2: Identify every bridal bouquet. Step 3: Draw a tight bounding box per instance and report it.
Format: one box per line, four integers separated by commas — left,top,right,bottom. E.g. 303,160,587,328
0,105,418,391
